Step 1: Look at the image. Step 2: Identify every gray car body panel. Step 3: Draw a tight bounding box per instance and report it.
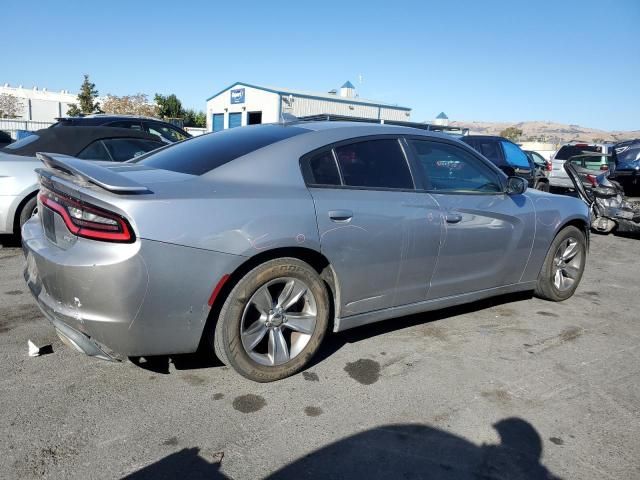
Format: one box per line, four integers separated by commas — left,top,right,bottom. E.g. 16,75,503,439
0,153,41,233
21,122,590,358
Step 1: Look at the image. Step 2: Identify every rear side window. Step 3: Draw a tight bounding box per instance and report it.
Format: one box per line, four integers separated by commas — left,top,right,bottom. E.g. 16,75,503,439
137,125,308,175
77,140,111,161
464,138,505,166
103,138,163,162
145,122,189,142
308,151,341,186
334,139,413,189
501,141,531,168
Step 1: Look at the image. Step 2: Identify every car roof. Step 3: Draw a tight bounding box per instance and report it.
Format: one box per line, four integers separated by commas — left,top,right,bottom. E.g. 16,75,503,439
0,126,161,157
279,120,457,140
56,114,167,122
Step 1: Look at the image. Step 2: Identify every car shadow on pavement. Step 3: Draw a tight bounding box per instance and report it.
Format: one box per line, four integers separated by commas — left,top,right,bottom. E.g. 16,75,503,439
129,292,533,375
0,234,21,248
122,417,560,480
309,291,534,369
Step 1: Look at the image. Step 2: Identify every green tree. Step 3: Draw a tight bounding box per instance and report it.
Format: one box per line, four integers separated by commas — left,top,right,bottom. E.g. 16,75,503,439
183,108,206,128
67,74,101,116
500,126,523,142
154,93,183,119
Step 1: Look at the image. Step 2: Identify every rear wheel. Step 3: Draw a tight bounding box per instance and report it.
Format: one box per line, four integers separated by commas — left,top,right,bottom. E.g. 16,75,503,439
18,196,38,230
213,258,329,382
535,226,586,301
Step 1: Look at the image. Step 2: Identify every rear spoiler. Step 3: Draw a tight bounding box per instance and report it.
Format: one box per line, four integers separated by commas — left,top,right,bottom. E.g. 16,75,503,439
36,152,151,193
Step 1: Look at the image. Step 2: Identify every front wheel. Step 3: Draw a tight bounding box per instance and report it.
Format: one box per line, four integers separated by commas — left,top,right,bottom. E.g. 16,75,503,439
213,258,330,382
18,196,38,230
535,226,586,301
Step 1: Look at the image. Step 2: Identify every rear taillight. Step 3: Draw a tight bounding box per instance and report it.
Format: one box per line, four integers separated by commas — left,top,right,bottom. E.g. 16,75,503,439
546,161,552,172
600,165,609,171
586,174,598,187
38,187,134,243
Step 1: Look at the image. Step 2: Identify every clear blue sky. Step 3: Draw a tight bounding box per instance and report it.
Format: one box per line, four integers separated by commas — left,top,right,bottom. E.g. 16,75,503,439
3,0,639,130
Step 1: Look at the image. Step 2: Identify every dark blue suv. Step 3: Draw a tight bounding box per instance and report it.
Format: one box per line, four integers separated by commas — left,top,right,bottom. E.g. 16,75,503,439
612,139,640,191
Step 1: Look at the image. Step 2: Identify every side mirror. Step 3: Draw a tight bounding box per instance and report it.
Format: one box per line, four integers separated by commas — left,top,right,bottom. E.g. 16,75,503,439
506,176,527,195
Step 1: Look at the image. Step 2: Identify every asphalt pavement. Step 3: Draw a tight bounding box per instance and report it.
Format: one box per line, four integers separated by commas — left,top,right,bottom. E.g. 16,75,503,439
1,232,639,479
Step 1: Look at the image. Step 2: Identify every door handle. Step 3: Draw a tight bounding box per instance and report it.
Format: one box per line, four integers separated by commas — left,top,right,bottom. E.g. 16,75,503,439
328,210,353,222
445,213,462,224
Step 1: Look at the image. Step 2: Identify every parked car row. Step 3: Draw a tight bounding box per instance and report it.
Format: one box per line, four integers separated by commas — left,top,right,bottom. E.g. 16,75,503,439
0,116,185,236
19,119,589,382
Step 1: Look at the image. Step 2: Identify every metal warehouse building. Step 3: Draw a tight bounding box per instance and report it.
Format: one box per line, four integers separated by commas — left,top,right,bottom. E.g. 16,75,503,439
205,81,411,132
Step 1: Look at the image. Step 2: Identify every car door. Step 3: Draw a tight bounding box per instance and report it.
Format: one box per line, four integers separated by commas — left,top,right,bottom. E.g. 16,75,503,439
406,138,535,300
302,137,442,317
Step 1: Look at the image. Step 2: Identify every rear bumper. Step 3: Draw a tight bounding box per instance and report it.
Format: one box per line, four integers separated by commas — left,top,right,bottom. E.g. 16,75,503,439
22,216,244,358
549,176,574,189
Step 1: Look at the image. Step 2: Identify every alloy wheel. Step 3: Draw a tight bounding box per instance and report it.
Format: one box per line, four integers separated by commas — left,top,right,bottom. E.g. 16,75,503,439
240,277,317,366
552,237,583,292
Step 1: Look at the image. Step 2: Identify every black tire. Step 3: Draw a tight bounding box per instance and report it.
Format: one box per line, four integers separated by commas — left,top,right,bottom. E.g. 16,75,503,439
536,181,550,192
18,196,38,230
213,258,330,382
535,226,586,301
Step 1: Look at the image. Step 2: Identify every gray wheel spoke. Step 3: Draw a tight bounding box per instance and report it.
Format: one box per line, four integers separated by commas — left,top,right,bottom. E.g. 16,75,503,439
252,286,274,315
240,275,318,367
277,279,307,311
553,268,563,289
563,265,580,280
242,320,268,351
284,312,316,335
268,328,290,365
562,240,578,261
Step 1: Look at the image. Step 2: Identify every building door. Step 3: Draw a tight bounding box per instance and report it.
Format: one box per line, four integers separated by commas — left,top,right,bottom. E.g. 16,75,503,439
212,114,224,132
247,111,262,125
228,112,242,129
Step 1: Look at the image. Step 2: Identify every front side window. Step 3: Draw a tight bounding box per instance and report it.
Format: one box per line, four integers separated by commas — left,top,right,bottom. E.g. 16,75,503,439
334,139,413,189
409,140,502,193
501,141,531,169
102,138,163,162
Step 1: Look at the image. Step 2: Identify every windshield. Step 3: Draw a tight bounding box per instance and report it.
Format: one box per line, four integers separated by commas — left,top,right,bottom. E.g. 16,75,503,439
136,125,308,175
555,144,601,160
3,134,39,150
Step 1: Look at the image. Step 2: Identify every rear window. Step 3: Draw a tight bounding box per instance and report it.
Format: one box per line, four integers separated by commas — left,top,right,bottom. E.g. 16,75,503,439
136,125,308,175
555,145,602,160
3,134,39,150
501,141,531,169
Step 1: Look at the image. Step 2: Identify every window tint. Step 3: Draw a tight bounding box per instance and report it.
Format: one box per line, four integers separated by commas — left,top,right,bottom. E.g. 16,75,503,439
77,140,111,161
308,151,341,186
145,123,188,142
107,121,143,131
102,138,163,162
137,125,308,175
466,139,504,166
501,141,531,168
555,145,601,160
409,140,502,193
334,139,413,189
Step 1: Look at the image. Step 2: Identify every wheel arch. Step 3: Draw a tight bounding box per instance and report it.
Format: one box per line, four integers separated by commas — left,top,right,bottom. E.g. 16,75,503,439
557,217,590,252
12,188,39,234
200,246,340,351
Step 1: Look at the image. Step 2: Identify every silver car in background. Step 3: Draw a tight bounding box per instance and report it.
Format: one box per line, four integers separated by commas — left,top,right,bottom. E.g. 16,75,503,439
22,122,590,382
0,127,164,235
550,141,613,189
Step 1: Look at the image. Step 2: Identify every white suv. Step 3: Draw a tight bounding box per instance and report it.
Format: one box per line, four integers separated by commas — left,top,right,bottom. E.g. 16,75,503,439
550,142,614,189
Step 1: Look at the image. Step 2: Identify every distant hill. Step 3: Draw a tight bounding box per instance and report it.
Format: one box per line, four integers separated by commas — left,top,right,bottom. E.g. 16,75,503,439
448,120,639,144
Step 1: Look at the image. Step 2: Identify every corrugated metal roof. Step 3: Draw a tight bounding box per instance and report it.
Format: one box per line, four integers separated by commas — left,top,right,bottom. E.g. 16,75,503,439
206,82,411,111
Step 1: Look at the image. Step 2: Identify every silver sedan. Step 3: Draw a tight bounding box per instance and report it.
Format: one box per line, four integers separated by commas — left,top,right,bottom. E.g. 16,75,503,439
22,122,589,381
